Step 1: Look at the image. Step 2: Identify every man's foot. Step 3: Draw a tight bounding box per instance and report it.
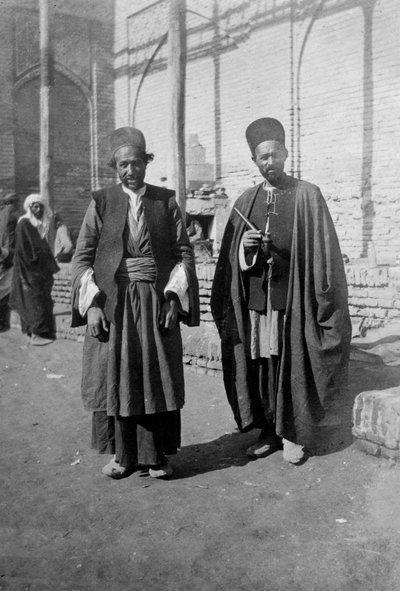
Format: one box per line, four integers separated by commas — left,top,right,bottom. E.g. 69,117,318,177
246,435,282,459
30,334,54,346
102,457,134,479
148,459,173,478
282,438,306,464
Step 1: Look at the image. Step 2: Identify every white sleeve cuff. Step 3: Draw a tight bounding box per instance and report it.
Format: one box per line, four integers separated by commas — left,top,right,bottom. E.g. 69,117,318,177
164,263,189,313
239,237,258,270
78,269,100,317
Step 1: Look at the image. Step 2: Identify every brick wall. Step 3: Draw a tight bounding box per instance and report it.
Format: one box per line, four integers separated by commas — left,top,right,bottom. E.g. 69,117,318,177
51,259,400,364
114,0,400,263
194,260,400,331
53,259,400,327
0,0,115,236
0,6,16,191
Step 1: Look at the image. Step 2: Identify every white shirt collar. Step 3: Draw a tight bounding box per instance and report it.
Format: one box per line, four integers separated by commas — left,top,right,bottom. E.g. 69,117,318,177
120,182,147,199
120,183,147,222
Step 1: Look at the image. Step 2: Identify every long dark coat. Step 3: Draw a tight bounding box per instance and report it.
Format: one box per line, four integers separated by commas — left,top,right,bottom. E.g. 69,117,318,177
71,183,200,415
211,178,352,452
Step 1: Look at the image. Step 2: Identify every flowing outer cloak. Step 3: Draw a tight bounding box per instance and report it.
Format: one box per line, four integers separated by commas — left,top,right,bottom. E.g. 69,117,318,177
71,183,200,413
0,205,17,300
9,218,59,333
0,205,17,270
211,178,352,450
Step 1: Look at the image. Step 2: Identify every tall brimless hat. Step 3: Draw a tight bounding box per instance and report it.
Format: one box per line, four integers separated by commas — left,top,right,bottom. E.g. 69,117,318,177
108,126,146,157
245,118,286,154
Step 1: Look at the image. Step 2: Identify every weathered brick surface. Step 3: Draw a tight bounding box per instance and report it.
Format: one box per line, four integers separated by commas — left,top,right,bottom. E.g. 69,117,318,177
0,0,115,236
0,6,16,191
114,0,400,264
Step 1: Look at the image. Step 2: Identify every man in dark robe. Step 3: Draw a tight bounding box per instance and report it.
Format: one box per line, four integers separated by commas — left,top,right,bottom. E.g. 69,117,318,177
10,194,59,345
211,118,351,464
71,127,200,479
0,192,18,331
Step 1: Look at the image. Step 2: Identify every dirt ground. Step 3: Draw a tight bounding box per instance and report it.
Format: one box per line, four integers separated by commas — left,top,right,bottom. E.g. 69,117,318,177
2,327,400,591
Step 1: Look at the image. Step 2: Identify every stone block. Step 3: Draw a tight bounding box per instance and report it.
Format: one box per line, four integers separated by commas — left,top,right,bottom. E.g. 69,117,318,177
207,339,221,361
353,386,400,451
345,267,355,283
198,279,212,289
206,369,217,377
200,312,214,322
196,262,216,281
199,287,210,296
377,298,395,309
357,307,387,319
380,447,400,461
353,266,361,285
206,360,222,371
353,438,381,457
363,297,379,307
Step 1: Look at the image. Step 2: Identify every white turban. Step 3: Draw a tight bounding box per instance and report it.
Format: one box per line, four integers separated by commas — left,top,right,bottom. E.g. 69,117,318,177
19,193,53,239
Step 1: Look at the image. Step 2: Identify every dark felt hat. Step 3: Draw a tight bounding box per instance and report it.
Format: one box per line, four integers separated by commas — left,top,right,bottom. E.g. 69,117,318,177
245,118,285,154
108,127,146,156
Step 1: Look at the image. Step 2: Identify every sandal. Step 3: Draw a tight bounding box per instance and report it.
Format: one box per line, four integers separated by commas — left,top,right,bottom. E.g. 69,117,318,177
246,435,282,459
148,459,173,478
102,457,135,479
282,439,306,464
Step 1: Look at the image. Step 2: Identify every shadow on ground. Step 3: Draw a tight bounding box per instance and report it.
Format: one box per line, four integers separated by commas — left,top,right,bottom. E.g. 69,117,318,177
171,431,256,479
174,334,400,475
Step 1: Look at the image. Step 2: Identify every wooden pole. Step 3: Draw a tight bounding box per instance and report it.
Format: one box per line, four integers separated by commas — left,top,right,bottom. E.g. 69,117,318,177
167,0,186,221
39,0,54,209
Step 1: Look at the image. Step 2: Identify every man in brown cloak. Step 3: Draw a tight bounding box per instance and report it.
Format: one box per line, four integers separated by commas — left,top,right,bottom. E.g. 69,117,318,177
211,118,351,464
71,127,199,479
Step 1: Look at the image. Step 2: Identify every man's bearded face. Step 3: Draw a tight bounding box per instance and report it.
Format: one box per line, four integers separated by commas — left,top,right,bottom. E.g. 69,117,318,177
253,141,288,185
114,145,147,191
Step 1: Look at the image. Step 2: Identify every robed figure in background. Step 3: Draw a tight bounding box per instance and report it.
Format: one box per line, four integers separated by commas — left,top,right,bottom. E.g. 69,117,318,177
10,194,59,346
0,192,18,332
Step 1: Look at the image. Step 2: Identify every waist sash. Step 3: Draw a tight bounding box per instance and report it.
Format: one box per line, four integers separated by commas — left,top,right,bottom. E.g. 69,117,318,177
115,257,156,283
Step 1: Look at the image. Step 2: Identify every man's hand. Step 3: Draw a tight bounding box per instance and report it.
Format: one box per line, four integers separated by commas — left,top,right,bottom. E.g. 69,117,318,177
87,306,109,341
159,298,179,330
242,229,263,251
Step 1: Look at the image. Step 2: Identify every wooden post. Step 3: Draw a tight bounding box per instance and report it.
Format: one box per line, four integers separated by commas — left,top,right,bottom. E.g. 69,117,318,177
167,0,186,221
39,0,54,209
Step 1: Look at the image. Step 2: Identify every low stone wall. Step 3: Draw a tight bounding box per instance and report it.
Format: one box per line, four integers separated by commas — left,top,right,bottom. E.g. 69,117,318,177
346,265,400,331
52,263,74,306
50,259,400,354
194,260,400,331
196,261,217,323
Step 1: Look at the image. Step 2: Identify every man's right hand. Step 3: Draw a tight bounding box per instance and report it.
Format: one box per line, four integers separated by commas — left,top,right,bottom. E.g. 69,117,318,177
87,306,109,341
242,229,263,251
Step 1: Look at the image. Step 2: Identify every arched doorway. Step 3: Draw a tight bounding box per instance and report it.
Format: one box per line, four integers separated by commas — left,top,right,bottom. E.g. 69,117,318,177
14,70,91,235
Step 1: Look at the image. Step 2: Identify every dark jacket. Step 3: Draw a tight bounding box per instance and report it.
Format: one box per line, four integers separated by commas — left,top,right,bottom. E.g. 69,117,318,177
71,183,199,327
